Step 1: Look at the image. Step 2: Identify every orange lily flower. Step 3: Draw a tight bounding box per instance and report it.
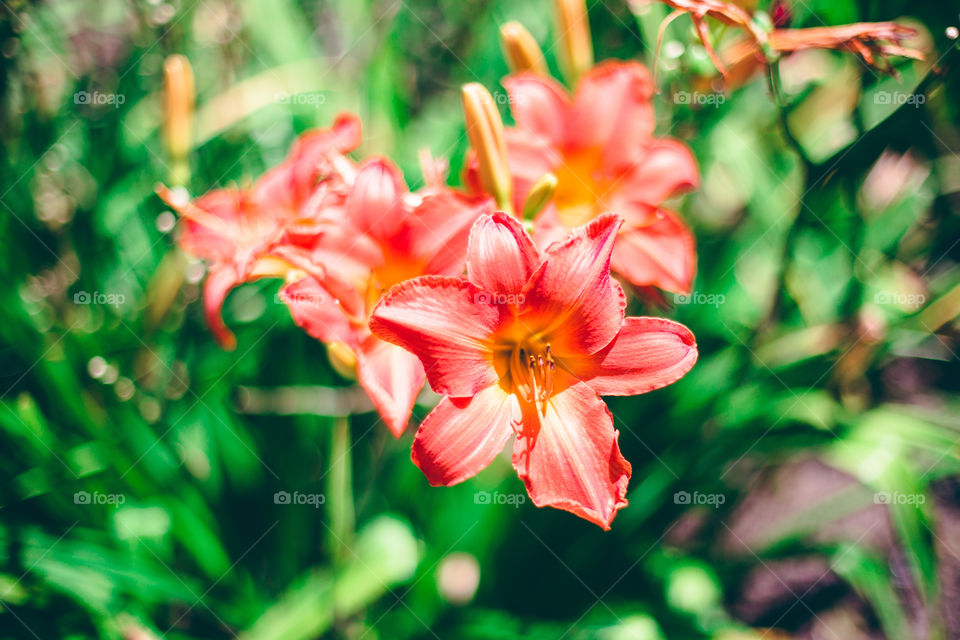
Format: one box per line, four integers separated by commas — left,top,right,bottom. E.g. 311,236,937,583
159,113,362,349
279,158,494,436
489,61,700,295
370,212,698,528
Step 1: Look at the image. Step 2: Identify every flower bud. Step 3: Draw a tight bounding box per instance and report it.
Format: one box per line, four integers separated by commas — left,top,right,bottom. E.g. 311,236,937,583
461,83,513,213
554,0,593,85
162,55,195,186
500,21,548,75
522,172,557,221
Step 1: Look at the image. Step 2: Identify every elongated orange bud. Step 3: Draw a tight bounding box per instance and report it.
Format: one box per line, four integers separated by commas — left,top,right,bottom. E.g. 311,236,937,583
163,55,195,186
500,21,548,75
554,0,593,85
461,83,513,213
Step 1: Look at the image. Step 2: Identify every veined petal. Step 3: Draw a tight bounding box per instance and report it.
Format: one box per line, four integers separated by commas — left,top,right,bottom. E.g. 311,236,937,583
281,276,357,347
521,213,625,355
503,72,571,146
569,61,655,165
356,335,426,437
348,157,408,241
411,383,516,486
569,317,697,396
512,382,630,529
369,276,507,397
610,139,699,204
467,212,541,295
609,209,697,294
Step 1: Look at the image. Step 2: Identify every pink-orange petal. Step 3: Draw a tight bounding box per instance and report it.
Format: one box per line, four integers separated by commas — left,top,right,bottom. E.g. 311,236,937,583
348,157,408,241
202,264,242,350
512,382,630,529
521,213,625,355
503,72,571,146
569,61,655,165
356,335,426,437
610,139,700,204
406,190,495,276
609,209,697,294
289,113,362,199
568,317,697,396
280,276,357,348
369,276,507,398
411,383,516,486
467,212,541,295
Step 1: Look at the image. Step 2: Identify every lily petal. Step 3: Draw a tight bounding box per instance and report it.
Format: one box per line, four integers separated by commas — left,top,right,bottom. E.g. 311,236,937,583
569,61,655,166
348,157,408,241
370,276,507,397
281,276,357,347
502,72,570,146
522,213,625,355
467,212,541,295
202,264,243,350
567,317,698,396
512,382,630,529
288,113,362,200
406,190,495,276
356,335,426,437
609,209,697,294
611,139,700,204
411,383,516,486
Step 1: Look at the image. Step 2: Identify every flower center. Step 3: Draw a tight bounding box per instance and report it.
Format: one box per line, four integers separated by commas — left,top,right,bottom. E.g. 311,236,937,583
506,339,555,415
552,149,606,229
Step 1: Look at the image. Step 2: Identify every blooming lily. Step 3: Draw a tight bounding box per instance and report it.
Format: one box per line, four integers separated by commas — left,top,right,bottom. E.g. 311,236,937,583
280,158,493,436
370,212,698,528
158,113,362,349
491,61,700,295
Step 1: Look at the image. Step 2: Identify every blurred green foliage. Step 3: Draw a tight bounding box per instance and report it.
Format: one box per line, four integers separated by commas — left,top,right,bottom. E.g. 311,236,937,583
1,0,959,638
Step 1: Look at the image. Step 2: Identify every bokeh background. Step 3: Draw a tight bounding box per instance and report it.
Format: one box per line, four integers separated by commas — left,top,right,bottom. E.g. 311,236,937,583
1,0,959,638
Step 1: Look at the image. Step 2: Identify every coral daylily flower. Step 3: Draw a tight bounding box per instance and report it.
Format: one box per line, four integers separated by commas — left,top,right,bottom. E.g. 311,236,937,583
370,212,698,528
159,113,362,349
493,61,700,295
280,158,493,436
